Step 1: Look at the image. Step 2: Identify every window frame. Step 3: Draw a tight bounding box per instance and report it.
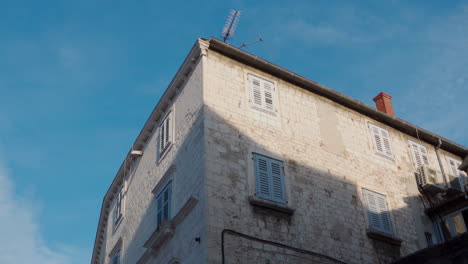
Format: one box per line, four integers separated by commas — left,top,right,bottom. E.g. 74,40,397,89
158,111,173,161
156,181,172,229
362,188,394,235
247,74,277,114
253,153,286,204
435,208,468,242
368,123,394,159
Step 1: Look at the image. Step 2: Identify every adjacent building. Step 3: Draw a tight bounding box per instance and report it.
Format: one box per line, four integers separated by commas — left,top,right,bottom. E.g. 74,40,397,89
91,38,468,264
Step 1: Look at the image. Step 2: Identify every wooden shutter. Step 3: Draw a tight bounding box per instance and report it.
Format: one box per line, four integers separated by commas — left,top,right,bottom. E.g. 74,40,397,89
254,154,285,204
446,157,462,176
369,124,393,157
160,122,166,151
380,129,392,156
255,155,271,200
263,81,274,111
270,159,285,203
410,141,429,168
370,124,384,154
251,76,263,107
363,189,393,234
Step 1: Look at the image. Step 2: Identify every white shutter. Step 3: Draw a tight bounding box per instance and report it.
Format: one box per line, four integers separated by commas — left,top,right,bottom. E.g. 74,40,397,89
446,157,462,177
251,76,263,107
380,129,393,157
410,141,429,168
364,189,393,234
263,81,274,111
369,124,393,157
249,74,275,112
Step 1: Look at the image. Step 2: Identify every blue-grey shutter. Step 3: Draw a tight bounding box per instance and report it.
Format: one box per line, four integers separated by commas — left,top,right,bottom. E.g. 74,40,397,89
255,155,271,200
377,194,393,234
270,159,285,203
364,189,393,234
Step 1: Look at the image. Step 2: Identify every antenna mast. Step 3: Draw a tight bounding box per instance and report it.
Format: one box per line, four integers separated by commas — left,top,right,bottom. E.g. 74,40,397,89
222,10,241,43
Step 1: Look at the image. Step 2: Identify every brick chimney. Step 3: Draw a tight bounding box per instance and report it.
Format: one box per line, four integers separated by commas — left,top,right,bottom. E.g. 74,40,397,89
373,92,394,116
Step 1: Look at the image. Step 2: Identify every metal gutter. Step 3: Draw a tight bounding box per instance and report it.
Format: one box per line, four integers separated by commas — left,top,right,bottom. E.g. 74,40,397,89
208,37,467,157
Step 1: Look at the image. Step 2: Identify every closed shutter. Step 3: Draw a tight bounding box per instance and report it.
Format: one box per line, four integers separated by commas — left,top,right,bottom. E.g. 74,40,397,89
370,124,384,153
249,74,275,112
263,82,274,111
255,155,271,200
363,189,393,234
270,159,285,203
369,124,393,157
380,129,392,157
446,157,462,177
251,76,263,107
254,154,286,204
410,141,429,168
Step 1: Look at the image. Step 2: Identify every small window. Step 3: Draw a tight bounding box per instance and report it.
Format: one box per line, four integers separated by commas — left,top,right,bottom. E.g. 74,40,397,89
158,112,173,159
362,189,393,235
156,181,172,228
113,188,124,227
254,153,286,204
248,74,275,113
368,123,393,158
111,249,120,264
409,140,429,168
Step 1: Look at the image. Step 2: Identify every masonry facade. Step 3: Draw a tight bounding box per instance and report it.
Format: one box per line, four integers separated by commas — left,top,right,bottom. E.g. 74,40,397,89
91,38,468,264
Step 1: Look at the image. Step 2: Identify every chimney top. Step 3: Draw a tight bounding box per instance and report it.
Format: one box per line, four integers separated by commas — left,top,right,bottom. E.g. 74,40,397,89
373,92,395,116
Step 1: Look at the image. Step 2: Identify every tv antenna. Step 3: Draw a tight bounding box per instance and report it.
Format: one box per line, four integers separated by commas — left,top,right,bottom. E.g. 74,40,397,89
222,10,241,42
221,10,264,49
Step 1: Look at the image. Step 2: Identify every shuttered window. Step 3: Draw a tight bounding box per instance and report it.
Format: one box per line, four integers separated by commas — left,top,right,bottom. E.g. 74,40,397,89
249,74,275,113
409,140,429,168
158,112,173,158
446,156,463,177
369,123,393,158
113,188,124,227
363,189,393,234
156,181,172,228
254,153,286,204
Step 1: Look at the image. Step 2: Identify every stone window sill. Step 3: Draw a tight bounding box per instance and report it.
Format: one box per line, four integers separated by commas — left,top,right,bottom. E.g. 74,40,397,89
366,229,402,246
249,195,295,215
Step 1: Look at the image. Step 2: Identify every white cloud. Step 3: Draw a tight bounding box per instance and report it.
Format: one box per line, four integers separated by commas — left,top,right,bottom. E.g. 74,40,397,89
0,160,88,264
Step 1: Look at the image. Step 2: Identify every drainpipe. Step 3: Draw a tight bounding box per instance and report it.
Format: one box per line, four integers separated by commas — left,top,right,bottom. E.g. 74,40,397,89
434,138,449,187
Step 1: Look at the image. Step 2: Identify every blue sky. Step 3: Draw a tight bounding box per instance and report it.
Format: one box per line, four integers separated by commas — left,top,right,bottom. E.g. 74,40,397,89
0,0,467,263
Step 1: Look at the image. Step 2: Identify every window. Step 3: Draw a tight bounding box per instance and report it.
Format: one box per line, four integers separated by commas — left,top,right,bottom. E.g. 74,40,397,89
254,153,286,204
113,188,124,227
362,189,393,235
248,74,275,113
111,249,120,264
435,209,468,241
156,181,172,228
368,123,393,158
409,140,429,168
158,112,173,158
446,156,466,191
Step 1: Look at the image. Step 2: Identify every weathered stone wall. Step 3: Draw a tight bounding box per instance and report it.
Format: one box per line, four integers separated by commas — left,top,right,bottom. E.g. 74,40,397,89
202,49,462,264
101,58,206,264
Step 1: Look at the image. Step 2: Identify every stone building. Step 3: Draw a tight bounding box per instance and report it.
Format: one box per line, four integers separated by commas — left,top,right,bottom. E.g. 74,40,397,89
91,38,468,264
